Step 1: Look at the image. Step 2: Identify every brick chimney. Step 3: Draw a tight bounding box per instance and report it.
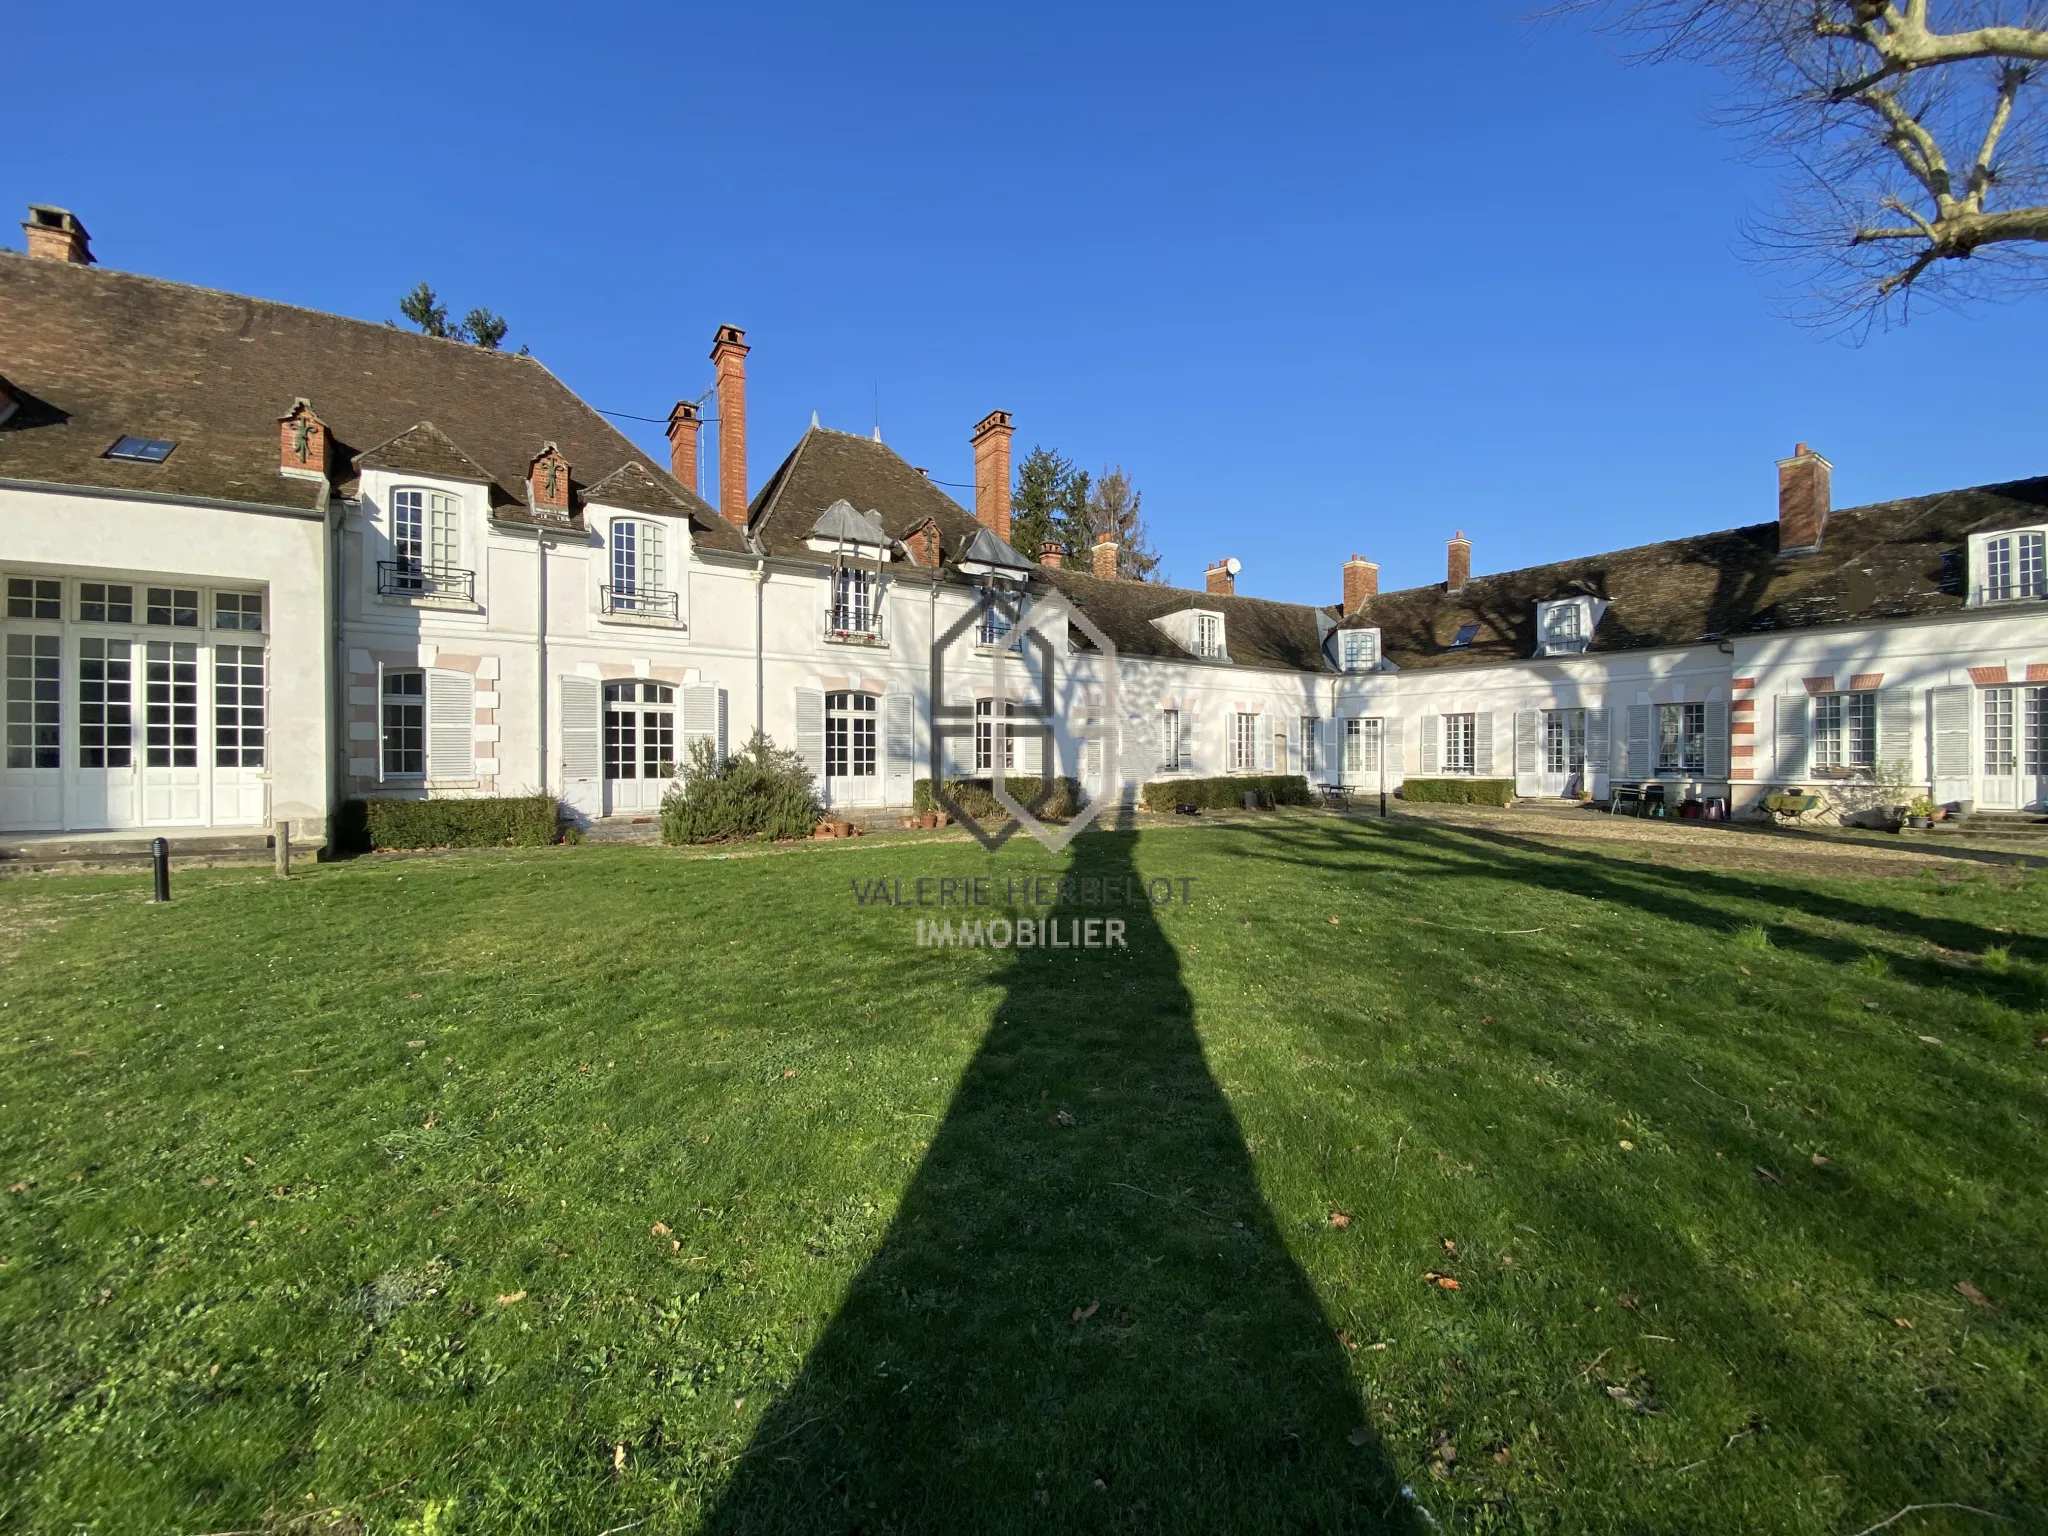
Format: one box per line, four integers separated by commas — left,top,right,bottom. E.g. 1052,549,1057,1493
278,399,328,482
1092,536,1119,580
528,442,572,523
1447,531,1471,593
1205,559,1236,596
971,410,1014,541
1342,554,1378,614
22,205,93,264
1038,540,1066,570
710,325,749,527
1777,442,1831,554
665,400,702,496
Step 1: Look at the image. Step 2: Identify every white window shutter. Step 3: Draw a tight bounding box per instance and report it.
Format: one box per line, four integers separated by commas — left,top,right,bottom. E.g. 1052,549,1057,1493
1587,708,1609,776
682,684,722,772
1474,711,1495,776
1419,715,1438,775
1877,686,1914,778
643,520,666,593
1183,708,1199,773
1382,717,1403,783
1931,685,1971,801
560,676,601,785
886,692,914,798
795,687,826,786
1318,717,1334,777
1085,734,1104,785
1625,704,1652,779
1705,701,1730,780
1261,715,1275,771
1513,710,1540,796
426,669,475,780
1774,695,1810,782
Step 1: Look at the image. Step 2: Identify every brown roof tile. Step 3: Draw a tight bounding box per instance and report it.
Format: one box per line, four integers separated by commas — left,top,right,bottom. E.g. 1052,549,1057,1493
748,427,985,569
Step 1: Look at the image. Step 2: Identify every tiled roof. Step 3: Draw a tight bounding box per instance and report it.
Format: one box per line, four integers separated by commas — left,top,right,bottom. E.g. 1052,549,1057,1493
1038,565,1332,672
748,427,986,570
0,252,745,549
1336,477,2048,670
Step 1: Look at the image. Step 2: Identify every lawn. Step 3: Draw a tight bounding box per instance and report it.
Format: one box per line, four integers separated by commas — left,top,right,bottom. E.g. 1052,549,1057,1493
0,815,2043,1535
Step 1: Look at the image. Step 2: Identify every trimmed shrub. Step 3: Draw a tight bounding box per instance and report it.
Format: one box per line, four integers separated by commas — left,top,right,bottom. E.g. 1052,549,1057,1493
1398,777,1516,807
352,793,559,850
913,776,1085,821
662,734,822,844
1138,775,1312,811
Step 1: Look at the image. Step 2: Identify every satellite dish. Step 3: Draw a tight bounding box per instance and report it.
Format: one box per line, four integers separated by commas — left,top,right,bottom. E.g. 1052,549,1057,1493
1225,557,1242,575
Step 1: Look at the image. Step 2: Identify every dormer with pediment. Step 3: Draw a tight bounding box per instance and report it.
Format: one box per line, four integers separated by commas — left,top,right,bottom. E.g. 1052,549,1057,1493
353,423,497,611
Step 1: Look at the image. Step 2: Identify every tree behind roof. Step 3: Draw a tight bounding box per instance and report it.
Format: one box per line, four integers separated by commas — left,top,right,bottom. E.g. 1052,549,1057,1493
1082,466,1160,581
1008,446,1091,562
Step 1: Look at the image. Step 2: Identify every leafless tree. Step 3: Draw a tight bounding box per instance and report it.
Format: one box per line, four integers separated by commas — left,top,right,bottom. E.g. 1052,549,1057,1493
1563,3,2048,329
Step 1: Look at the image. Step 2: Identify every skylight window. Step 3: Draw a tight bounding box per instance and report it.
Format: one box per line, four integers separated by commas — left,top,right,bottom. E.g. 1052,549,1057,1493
1450,623,1479,649
105,436,177,463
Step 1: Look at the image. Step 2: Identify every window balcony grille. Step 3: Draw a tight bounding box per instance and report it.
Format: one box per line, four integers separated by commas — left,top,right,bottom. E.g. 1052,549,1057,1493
601,585,681,620
378,561,475,601
823,604,886,645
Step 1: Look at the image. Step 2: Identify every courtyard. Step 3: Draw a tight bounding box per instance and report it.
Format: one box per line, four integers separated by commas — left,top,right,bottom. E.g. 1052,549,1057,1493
1,813,2042,1534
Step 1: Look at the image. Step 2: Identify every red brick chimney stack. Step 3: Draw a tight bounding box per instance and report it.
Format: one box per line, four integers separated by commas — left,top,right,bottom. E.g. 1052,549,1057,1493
1205,559,1236,596
1039,540,1066,570
1777,442,1831,554
22,205,92,264
1447,531,1471,593
971,410,1015,541
710,326,749,527
1092,536,1119,580
1342,554,1379,613
665,400,702,496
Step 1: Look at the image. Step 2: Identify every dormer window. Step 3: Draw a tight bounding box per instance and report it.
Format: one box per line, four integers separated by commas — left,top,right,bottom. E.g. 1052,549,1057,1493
605,518,678,619
1975,528,2047,604
1193,613,1224,659
1340,628,1379,672
1535,596,1602,656
978,586,1028,648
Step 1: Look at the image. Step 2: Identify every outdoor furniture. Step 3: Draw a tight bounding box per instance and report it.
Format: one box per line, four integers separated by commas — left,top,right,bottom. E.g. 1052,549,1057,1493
1608,782,1643,817
1319,783,1352,810
1762,790,1822,827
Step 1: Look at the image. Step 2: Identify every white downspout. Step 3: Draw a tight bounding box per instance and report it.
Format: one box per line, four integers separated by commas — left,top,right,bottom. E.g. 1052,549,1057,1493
752,556,766,742
536,534,549,792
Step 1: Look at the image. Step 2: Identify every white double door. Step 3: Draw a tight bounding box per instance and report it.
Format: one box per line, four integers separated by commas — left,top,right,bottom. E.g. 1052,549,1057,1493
602,681,676,816
1541,709,1588,797
1977,686,2046,811
824,690,881,808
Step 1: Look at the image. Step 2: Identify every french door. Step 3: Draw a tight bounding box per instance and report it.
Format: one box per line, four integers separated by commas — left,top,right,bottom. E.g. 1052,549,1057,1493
2,633,62,830
75,638,139,828
141,642,204,824
1981,687,2047,811
1542,708,1588,797
602,681,676,815
825,690,880,807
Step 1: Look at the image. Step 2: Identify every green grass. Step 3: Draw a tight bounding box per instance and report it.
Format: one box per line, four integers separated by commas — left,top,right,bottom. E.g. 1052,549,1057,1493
1,817,2043,1534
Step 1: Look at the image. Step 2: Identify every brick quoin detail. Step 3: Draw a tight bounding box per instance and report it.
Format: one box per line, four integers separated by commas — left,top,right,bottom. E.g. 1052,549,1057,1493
1848,673,1884,691
1730,698,1755,713
1969,665,2009,686
1730,768,1755,782
1731,721,1755,735
1803,676,1837,695
1731,677,1757,691
1731,744,1756,758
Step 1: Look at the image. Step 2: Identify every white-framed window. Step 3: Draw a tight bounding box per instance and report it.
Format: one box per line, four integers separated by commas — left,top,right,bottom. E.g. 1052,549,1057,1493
1538,599,1591,654
1231,712,1259,772
1162,708,1182,771
145,587,199,627
213,646,265,767
392,488,461,578
7,578,61,620
1194,613,1224,660
5,633,60,768
974,698,1040,773
1812,691,1875,770
604,680,676,780
382,669,426,778
214,591,264,631
826,691,879,780
1301,716,1320,777
1340,629,1377,672
1442,712,1476,774
978,587,1026,648
1979,529,2047,603
143,642,199,767
78,638,133,768
1344,717,1365,774
611,519,666,597
833,568,876,634
79,583,135,624
1543,709,1588,776
1657,702,1705,774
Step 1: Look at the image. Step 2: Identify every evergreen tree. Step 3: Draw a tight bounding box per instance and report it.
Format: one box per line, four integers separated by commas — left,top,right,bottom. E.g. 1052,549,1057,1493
398,282,451,339
1082,466,1160,581
457,307,508,350
1007,446,1090,562
398,285,511,350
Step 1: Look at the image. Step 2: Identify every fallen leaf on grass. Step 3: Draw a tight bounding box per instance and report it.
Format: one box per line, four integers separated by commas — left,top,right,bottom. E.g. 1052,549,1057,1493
1071,1301,1100,1324
1493,1447,1511,1466
1053,1110,1077,1127
6,1183,28,1194
408,993,423,1001
651,1222,670,1236
1919,1035,1943,1045
1754,1166,1781,1185
1894,1317,1913,1329
613,1442,626,1473
407,1040,425,1049
1811,1153,1832,1167
1336,1329,1358,1350
199,1177,216,1188
1955,1281,1997,1312
1423,1270,1461,1290
781,1069,797,1079
1619,1140,1636,1152
1605,1384,1651,1413
241,1155,256,1166
1328,1211,1352,1228
497,1291,526,1305
1113,1307,1136,1326
1619,1293,1640,1311
1440,1238,1459,1256
1328,916,1340,927
1348,1424,1377,1446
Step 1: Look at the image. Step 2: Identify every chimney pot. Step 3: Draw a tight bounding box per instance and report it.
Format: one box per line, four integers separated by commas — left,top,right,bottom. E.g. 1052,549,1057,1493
1039,540,1066,570
1205,559,1236,597
1342,553,1379,613
1091,537,1119,580
665,400,702,497
970,410,1015,541
22,205,93,265
709,326,749,527
1446,531,1472,593
1777,443,1831,553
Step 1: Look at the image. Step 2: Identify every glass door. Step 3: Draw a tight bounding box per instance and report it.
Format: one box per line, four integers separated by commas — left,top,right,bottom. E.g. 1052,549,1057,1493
140,641,205,824
1543,709,1588,797
825,691,880,807
2026,687,2048,811
1980,687,2018,810
2,632,62,831
602,681,675,815
76,637,139,829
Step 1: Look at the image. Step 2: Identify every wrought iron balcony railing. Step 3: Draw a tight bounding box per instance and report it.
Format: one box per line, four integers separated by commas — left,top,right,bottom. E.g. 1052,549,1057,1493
601,585,681,620
823,605,886,644
378,561,475,601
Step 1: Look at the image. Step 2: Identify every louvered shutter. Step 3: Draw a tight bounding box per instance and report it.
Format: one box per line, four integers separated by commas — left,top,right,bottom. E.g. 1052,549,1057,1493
1931,685,1971,802
1085,735,1104,786
794,688,826,787
682,684,724,773
1383,717,1403,784
1774,695,1810,783
1514,710,1540,795
1624,704,1652,780
1704,700,1730,780
1587,708,1610,777
1877,686,1914,779
1317,717,1334,780
1419,715,1438,775
559,676,602,816
885,692,914,802
1183,707,1200,773
1261,715,1276,771
643,521,666,594
1474,711,1494,777
426,669,475,780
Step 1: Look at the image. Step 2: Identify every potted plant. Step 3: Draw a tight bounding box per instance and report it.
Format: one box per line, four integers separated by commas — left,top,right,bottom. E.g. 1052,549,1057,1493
1906,795,1937,830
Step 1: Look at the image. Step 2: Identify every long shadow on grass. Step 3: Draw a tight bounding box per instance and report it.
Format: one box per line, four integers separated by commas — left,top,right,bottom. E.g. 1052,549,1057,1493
704,827,1416,1534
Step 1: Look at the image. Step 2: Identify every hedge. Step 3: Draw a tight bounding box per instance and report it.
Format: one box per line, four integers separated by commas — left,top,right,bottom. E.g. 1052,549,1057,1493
1139,775,1312,811
1398,777,1516,807
914,776,1085,821
343,793,560,851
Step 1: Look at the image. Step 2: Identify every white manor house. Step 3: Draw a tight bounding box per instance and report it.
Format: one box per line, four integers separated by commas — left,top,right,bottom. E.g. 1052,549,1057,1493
4,204,2047,847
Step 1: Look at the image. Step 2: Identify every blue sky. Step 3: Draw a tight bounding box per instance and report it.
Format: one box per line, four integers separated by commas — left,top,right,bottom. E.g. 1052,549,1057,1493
12,2,2045,605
